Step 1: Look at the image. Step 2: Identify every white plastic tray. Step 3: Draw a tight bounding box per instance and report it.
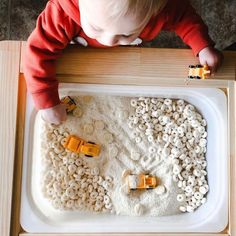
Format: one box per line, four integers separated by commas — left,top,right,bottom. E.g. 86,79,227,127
20,84,228,233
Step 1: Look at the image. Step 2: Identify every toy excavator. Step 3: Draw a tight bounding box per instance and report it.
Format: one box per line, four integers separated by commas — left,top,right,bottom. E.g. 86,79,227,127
188,64,210,80
122,170,158,190
63,135,100,157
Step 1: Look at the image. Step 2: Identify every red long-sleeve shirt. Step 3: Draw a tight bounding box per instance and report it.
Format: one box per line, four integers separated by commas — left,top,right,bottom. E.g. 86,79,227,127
24,0,214,109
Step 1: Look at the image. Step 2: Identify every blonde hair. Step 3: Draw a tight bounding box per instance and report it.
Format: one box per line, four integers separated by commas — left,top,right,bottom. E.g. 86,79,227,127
106,0,167,25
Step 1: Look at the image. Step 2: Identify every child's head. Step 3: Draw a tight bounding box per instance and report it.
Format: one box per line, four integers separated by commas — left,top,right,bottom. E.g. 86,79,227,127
79,0,167,46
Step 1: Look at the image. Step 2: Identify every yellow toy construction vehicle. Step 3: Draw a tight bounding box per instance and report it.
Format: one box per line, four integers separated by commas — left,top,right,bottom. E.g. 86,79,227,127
122,170,158,190
61,96,77,113
188,64,210,80
63,135,100,157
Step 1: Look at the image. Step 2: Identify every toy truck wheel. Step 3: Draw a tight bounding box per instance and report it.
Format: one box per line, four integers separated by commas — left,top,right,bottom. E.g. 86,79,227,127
188,76,194,79
196,64,203,68
88,141,95,144
195,76,201,79
85,154,93,158
189,65,195,68
147,187,155,190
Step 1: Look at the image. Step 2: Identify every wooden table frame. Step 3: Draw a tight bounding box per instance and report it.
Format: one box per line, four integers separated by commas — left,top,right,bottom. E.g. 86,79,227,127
0,41,235,236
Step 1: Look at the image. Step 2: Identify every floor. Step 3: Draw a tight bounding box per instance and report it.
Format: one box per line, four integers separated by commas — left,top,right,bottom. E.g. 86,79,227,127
0,0,235,50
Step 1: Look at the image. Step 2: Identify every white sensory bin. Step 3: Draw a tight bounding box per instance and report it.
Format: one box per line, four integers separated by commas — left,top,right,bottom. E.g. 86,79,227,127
20,84,228,233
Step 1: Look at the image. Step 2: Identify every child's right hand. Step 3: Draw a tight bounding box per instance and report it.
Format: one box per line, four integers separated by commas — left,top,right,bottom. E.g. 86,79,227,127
41,103,67,125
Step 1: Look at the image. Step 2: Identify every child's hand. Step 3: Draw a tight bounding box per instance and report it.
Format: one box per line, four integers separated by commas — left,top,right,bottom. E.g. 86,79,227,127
41,103,67,125
198,47,223,73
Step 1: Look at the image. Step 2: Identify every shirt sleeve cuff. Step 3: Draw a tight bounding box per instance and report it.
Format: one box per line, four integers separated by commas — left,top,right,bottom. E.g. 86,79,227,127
185,30,215,56
31,88,61,110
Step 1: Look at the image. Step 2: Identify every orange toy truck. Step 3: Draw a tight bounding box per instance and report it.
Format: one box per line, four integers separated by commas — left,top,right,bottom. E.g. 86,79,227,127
188,64,210,80
124,172,158,190
63,135,100,157
128,174,157,190
61,96,77,113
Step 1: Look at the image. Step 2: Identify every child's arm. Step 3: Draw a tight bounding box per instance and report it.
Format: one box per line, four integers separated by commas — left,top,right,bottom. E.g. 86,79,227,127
162,0,223,72
24,1,80,124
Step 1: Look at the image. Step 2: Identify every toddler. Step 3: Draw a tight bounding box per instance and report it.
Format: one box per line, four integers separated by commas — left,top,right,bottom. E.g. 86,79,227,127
24,0,223,124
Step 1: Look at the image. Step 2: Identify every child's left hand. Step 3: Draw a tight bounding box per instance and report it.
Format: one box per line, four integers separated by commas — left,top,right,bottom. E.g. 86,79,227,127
198,46,224,73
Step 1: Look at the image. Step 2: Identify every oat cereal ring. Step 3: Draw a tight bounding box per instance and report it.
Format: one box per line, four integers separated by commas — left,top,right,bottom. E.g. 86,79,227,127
97,176,104,185
185,186,193,193
95,201,103,210
71,153,79,159
102,181,109,189
81,192,87,202
57,135,64,142
97,196,104,202
68,164,77,174
53,129,59,136
60,181,68,190
84,123,94,134
56,172,64,181
92,175,99,183
186,205,194,213
194,192,203,200
54,145,64,154
70,182,79,190
104,132,113,143
73,107,83,118
46,188,54,196
147,135,154,142
77,167,85,176
90,191,98,199
94,205,102,212
199,186,207,194
138,124,146,131
92,182,98,190
177,194,185,202
103,195,110,204
128,114,135,120
179,206,187,212
81,182,88,189
97,186,105,194
61,193,69,202
130,150,141,161
91,167,100,176
95,120,105,130
63,131,69,137
88,184,93,193
135,136,142,143
155,185,166,195
59,151,68,158
148,146,157,154
105,202,112,210
60,165,67,173
75,158,83,166
130,99,138,107
105,176,113,183
52,199,62,209
66,200,75,209
65,187,76,198
151,98,157,104
173,165,182,175
109,146,119,158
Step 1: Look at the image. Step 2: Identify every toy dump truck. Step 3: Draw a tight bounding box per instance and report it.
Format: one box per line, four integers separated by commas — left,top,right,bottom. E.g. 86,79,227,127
63,135,100,157
122,170,158,191
188,64,210,80
61,96,77,113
